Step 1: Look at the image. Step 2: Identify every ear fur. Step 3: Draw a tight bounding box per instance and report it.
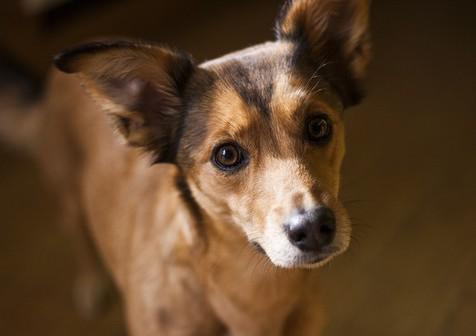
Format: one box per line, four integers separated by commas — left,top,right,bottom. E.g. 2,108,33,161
276,0,371,106
54,40,195,163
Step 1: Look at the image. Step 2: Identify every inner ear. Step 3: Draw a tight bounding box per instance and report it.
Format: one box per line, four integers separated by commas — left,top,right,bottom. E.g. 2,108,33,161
97,77,179,149
276,0,371,107
54,40,196,163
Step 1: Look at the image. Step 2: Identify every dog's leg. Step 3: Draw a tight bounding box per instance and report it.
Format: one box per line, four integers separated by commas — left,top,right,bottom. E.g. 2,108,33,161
125,261,225,336
61,190,113,320
283,286,326,336
285,306,326,336
72,222,113,320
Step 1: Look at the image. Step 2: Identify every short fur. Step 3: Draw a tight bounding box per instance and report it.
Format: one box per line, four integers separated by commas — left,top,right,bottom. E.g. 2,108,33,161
1,1,371,335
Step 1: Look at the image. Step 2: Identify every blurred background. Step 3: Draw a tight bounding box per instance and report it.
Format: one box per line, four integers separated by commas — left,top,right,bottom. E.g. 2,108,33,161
0,0,475,335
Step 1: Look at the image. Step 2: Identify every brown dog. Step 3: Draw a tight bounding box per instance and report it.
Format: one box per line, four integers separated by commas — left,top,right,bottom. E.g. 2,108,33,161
1,0,371,335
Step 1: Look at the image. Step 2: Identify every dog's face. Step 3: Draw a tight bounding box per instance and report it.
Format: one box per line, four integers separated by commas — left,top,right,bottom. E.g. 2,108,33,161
55,0,370,268
178,42,351,268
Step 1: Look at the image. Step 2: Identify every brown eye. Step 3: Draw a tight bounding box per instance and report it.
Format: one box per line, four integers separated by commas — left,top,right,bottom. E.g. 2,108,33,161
307,115,332,144
212,143,248,172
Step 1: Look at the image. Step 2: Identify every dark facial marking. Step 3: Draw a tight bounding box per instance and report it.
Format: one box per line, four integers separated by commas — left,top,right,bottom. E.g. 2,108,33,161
220,61,274,117
175,69,217,170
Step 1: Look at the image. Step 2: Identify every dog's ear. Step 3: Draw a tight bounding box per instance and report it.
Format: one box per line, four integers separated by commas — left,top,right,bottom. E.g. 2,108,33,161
54,41,195,163
276,0,371,106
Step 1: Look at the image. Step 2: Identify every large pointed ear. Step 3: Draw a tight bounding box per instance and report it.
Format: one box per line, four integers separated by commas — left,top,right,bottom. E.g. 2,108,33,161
54,40,195,163
276,0,371,106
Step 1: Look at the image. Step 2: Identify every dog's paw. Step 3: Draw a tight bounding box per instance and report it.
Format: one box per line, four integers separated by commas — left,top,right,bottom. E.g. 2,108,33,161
73,272,113,320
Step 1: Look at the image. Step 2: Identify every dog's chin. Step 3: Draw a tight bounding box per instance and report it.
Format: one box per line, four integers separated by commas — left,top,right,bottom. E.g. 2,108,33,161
252,242,344,269
276,251,339,269
291,252,338,269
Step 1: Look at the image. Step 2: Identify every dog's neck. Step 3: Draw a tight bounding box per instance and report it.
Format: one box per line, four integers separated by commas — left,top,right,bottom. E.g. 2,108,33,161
175,174,313,283
168,171,317,327
191,215,318,333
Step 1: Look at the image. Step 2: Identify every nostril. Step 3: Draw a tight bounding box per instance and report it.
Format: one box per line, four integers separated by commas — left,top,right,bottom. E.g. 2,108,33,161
314,207,336,246
285,207,337,252
285,218,319,252
286,223,306,241
292,230,307,243
319,222,334,235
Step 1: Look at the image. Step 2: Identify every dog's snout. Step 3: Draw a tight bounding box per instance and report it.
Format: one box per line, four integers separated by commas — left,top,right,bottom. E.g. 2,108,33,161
284,207,336,252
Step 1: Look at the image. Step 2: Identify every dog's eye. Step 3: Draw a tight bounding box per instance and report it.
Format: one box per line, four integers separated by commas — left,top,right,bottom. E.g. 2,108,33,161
212,143,248,172
307,115,332,144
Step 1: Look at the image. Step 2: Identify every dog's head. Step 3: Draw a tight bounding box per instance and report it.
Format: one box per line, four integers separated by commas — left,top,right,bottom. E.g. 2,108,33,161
55,0,371,268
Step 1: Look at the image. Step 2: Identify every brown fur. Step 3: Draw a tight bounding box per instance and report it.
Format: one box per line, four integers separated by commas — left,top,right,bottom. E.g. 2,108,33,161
13,1,371,335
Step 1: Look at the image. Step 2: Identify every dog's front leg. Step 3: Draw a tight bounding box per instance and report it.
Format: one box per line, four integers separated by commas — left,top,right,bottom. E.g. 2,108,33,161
124,261,225,336
208,293,288,336
223,306,321,336
284,291,326,336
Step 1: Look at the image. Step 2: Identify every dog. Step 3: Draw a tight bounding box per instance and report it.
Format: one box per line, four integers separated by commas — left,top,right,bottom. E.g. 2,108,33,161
0,0,371,334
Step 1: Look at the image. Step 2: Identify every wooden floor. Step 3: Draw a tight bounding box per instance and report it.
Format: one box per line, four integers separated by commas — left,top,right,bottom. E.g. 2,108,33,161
0,0,475,335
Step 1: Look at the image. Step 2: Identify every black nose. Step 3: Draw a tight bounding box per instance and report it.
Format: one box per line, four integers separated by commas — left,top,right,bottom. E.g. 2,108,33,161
284,207,336,252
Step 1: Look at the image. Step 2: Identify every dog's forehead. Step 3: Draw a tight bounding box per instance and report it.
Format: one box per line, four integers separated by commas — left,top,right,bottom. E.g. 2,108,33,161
199,41,313,123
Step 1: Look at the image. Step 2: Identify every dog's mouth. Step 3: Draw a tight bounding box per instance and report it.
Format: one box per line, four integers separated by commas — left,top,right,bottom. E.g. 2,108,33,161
251,241,338,268
251,241,266,255
295,249,337,267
